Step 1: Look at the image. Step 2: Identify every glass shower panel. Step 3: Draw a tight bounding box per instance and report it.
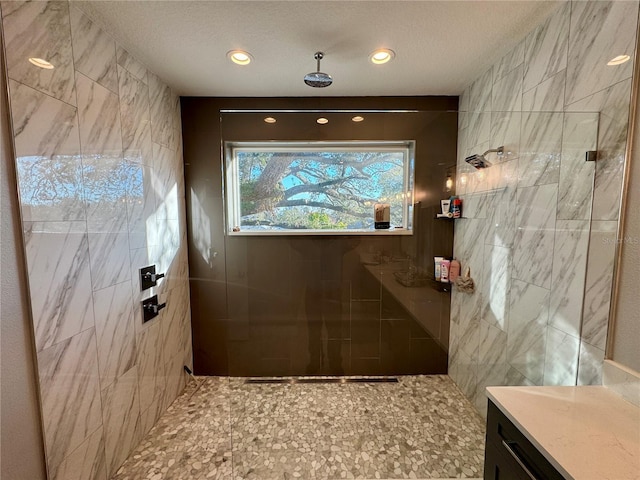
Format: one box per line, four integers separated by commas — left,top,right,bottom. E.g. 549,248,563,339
544,111,599,386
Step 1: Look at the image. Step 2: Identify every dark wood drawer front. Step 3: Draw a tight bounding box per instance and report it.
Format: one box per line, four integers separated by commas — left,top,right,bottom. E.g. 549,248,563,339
484,401,565,480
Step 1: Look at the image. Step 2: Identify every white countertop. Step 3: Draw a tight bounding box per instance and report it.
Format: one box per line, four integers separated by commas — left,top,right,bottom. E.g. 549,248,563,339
487,386,640,480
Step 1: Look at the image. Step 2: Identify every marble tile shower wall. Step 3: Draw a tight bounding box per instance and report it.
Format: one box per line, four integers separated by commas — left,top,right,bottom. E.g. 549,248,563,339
1,2,192,479
451,0,639,416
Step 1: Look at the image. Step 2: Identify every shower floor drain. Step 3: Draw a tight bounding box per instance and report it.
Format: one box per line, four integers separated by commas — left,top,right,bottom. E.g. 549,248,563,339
244,377,399,384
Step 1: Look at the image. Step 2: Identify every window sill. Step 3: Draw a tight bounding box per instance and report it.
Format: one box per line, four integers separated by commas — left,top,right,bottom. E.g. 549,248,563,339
227,227,413,236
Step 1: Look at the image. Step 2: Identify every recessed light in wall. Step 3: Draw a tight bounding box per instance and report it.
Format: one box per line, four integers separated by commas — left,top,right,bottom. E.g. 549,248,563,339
369,49,395,65
607,54,631,66
28,57,54,69
264,117,277,124
445,174,453,192
316,117,329,124
352,116,365,122
227,50,253,65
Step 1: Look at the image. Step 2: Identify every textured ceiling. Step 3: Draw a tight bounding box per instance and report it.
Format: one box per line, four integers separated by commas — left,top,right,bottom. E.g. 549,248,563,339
75,0,562,97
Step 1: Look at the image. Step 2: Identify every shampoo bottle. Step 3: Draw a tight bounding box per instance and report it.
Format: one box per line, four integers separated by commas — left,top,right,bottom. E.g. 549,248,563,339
452,198,462,218
434,257,444,281
441,259,451,283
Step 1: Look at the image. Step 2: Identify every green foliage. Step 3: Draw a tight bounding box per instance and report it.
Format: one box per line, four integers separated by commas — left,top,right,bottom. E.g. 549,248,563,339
239,181,257,215
307,212,347,230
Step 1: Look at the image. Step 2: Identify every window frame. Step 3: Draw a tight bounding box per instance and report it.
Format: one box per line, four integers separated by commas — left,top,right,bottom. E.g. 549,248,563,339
224,140,415,236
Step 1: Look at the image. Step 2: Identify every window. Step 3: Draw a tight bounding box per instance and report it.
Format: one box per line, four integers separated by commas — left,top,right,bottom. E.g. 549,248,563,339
225,141,415,234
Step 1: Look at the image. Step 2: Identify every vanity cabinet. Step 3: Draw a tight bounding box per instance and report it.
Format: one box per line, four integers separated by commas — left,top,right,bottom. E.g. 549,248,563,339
484,400,564,480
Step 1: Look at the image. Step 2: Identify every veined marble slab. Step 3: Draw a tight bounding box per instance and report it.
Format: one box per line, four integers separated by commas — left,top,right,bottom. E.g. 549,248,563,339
507,279,548,385
578,341,605,385
492,65,522,113
24,221,95,351
116,45,148,84
481,244,511,332
1,0,76,105
522,69,566,113
69,7,118,93
513,183,557,289
484,160,517,249
82,155,130,233
101,367,141,477
557,112,597,220
518,111,563,188
148,72,174,148
136,321,165,414
51,426,107,480
565,0,638,106
37,328,103,474
490,111,521,163
468,67,492,113
543,326,579,386
494,39,524,85
566,79,632,221
581,220,618,350
125,162,158,250
476,320,508,414
93,281,136,389
76,72,123,156
118,65,153,166
88,231,131,291
523,2,569,93
549,219,590,338
9,79,85,222
466,112,490,153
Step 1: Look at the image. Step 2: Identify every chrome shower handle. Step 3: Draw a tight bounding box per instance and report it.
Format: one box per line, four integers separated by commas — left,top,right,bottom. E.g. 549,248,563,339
144,302,166,315
143,271,165,282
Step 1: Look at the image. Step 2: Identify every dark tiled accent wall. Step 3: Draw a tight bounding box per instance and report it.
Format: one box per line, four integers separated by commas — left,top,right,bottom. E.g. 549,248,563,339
181,99,458,376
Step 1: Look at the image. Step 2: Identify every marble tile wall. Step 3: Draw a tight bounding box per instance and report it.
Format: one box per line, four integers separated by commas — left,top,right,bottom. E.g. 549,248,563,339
451,0,639,417
0,2,192,479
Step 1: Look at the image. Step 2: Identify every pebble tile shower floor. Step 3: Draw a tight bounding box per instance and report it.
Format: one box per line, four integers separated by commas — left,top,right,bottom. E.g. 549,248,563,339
112,376,485,480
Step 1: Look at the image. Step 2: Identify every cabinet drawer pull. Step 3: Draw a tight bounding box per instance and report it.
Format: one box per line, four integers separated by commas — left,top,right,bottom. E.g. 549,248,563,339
501,440,539,480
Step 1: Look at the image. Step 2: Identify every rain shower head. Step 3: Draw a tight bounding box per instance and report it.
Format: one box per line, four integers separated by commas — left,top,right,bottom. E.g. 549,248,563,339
465,146,504,169
304,52,333,88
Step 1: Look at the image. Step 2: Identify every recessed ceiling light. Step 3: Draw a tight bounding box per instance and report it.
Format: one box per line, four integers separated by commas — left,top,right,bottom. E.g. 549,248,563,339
227,50,252,65
607,54,631,66
28,57,54,69
264,117,277,124
369,49,395,65
316,117,329,124
352,116,364,122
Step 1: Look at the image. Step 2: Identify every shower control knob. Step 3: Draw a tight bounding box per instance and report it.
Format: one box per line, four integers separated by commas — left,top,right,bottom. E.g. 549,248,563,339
144,271,165,282
145,302,166,314
141,295,166,323
139,265,165,290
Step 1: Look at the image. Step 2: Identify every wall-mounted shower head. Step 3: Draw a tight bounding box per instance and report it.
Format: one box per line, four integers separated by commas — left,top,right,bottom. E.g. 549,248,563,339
465,146,504,169
304,52,333,88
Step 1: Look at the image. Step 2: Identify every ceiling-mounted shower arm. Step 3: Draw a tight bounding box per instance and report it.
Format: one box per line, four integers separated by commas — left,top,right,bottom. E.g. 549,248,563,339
315,51,323,72
304,51,333,88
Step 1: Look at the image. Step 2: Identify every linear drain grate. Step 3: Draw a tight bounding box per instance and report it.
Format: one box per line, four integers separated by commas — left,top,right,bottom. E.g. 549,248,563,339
244,377,399,385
